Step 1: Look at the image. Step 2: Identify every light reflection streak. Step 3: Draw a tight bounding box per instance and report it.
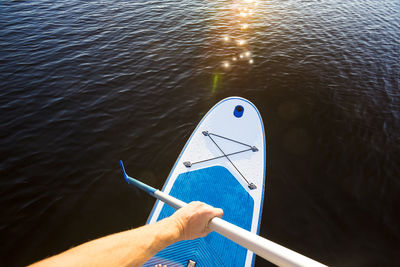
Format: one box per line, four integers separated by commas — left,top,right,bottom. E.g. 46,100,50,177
241,23,249,30
237,39,246,46
212,0,257,88
212,73,220,93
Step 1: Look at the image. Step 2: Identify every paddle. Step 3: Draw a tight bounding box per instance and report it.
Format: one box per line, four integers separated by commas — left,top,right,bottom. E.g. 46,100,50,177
120,160,327,267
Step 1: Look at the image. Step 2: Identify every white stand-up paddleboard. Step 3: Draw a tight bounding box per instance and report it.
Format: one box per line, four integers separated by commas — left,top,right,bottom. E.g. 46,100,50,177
144,97,265,267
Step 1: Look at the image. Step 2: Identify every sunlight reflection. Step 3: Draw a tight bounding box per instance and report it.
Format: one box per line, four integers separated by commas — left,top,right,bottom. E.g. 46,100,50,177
237,39,246,46
212,0,257,90
241,23,249,30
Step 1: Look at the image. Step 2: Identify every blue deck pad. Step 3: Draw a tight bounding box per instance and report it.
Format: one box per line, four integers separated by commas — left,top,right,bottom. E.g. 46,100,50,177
144,166,255,267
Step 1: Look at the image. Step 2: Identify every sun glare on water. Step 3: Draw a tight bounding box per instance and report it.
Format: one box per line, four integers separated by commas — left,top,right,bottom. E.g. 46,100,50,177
218,0,257,71
212,0,258,92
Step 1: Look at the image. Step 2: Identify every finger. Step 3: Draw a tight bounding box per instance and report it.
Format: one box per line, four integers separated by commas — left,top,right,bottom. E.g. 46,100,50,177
204,206,224,219
214,208,223,218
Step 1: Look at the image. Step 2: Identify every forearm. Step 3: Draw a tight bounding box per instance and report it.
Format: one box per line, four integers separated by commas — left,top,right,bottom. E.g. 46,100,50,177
30,217,181,267
30,202,222,267
130,217,181,264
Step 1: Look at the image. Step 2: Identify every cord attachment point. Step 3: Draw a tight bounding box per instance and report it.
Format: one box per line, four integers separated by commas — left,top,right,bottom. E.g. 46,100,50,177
248,183,257,190
183,161,192,167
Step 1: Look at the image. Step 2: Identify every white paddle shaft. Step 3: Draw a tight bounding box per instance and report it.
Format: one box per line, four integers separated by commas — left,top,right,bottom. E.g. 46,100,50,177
209,217,326,267
154,190,327,267
154,190,186,210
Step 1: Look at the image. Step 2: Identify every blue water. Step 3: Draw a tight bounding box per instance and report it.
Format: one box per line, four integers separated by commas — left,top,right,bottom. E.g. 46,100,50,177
0,0,399,266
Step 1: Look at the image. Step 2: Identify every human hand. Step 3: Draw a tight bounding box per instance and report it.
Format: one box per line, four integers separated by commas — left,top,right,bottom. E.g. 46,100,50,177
169,201,223,241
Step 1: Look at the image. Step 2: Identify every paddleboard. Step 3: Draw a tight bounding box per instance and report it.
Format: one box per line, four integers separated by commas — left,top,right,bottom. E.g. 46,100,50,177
144,97,265,267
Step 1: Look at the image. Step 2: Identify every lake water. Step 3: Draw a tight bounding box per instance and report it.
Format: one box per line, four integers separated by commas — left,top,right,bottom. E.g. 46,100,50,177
0,0,399,266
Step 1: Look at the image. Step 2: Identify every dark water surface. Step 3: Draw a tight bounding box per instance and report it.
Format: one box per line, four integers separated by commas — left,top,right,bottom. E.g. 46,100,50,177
1,0,399,266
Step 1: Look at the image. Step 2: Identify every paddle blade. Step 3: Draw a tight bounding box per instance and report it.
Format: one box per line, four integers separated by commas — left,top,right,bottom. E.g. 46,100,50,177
119,160,156,195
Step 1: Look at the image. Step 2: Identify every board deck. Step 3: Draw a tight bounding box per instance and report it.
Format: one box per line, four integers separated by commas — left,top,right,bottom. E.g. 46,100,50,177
144,97,265,267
